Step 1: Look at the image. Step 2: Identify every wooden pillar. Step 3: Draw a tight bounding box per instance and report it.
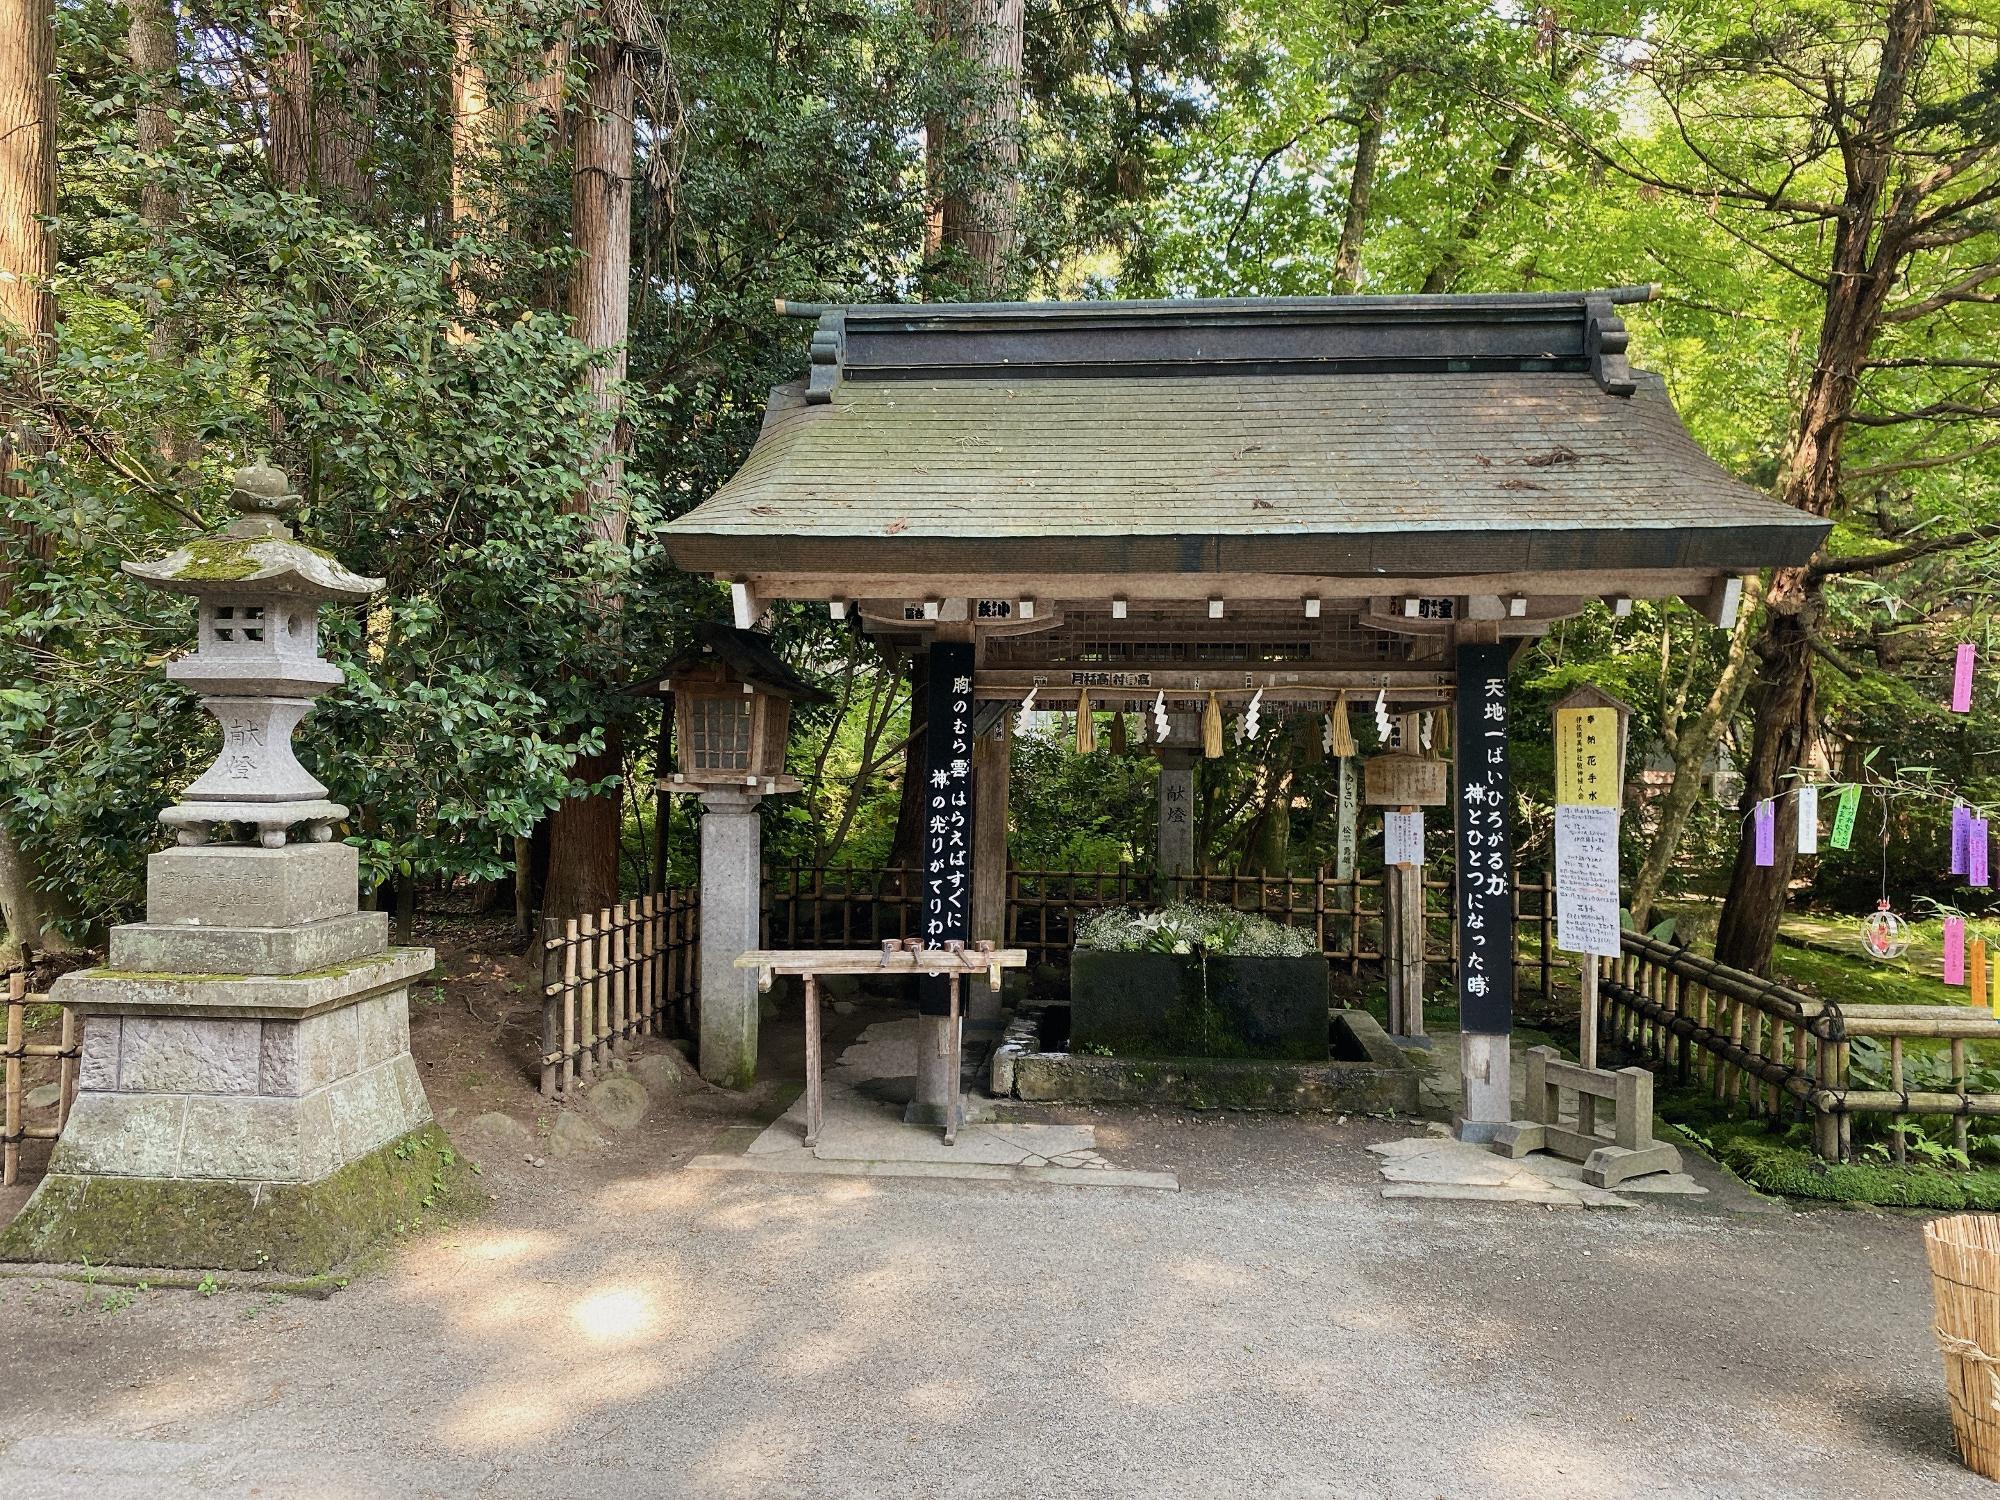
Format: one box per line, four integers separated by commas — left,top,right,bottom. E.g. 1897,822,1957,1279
969,712,1010,1025
1384,715,1425,1039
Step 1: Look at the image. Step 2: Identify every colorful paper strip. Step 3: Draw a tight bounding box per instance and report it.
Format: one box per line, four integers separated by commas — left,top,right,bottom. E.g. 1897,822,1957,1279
1753,798,1775,867
1954,802,1972,875
1975,938,1990,1012
1975,818,1992,889
1947,916,1968,986
1796,784,1819,855
1830,784,1861,850
1954,642,1977,713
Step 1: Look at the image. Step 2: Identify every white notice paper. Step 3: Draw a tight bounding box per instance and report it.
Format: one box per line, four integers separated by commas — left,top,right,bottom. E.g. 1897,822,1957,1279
1554,803,1621,958
1384,809,1424,867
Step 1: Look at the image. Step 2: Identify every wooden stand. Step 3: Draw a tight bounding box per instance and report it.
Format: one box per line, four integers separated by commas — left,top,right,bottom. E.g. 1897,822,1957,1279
734,943,1028,1146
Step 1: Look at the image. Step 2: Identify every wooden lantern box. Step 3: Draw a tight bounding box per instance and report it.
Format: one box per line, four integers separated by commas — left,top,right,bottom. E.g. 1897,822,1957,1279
649,624,829,797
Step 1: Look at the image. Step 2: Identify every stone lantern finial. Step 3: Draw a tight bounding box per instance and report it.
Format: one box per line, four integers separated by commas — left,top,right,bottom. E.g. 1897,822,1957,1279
122,463,385,849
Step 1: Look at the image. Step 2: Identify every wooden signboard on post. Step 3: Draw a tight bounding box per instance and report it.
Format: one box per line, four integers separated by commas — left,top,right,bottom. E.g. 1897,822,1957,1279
1363,751,1448,808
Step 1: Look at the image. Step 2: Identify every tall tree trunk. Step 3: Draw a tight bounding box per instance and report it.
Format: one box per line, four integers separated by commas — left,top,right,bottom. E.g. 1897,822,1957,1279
449,0,493,230
264,4,372,200
1713,0,1933,973
540,28,633,919
0,0,81,958
1627,594,1759,930
130,0,187,465
1419,127,1529,294
1331,68,1393,294
925,0,1024,289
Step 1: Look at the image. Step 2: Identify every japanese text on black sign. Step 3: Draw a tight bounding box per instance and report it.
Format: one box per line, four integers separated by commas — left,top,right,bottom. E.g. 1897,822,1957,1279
1454,644,1514,1034
919,641,976,1015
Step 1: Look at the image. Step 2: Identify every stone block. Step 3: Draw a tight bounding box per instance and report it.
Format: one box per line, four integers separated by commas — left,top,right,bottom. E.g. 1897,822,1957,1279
145,842,359,929
296,1005,362,1093
0,1124,475,1274
109,911,388,978
355,990,409,1067
1204,956,1331,1060
117,1016,262,1094
48,1093,188,1177
326,1057,429,1163
179,1095,309,1181
79,1017,121,1093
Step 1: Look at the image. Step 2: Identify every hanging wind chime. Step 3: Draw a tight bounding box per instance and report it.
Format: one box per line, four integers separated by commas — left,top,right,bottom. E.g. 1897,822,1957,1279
1859,787,1909,962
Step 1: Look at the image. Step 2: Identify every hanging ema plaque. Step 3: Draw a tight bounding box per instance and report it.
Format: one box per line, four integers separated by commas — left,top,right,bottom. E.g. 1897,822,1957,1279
1454,643,1514,1033
919,640,976,1015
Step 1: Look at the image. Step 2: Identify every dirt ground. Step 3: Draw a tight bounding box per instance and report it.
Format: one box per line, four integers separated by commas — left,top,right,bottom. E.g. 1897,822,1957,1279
0,920,1990,1498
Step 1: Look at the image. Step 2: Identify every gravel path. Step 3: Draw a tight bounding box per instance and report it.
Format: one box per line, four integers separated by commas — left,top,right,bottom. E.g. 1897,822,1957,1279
0,1089,1978,1500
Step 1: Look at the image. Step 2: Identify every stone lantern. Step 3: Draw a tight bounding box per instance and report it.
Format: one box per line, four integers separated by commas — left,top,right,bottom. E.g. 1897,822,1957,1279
126,461,374,849
0,464,454,1275
646,623,829,1088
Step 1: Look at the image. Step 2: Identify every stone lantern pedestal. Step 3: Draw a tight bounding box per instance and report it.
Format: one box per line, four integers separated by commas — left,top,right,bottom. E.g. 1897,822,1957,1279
0,466,464,1274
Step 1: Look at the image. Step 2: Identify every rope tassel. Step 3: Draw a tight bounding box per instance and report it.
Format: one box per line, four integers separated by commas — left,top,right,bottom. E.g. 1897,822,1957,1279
1202,692,1224,759
1075,687,1095,754
1330,692,1356,758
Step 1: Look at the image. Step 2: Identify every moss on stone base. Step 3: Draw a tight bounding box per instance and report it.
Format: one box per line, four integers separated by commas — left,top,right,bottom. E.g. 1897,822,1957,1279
0,1123,479,1275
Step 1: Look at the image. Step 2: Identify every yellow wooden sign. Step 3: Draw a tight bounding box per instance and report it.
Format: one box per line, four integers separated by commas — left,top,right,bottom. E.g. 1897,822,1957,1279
1555,706,1621,808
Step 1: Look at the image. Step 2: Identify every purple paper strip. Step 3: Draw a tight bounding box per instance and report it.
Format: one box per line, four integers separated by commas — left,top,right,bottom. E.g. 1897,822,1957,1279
1975,819,1992,889
1754,798,1775,867
1954,642,1977,713
1954,803,1972,875
1947,916,1968,985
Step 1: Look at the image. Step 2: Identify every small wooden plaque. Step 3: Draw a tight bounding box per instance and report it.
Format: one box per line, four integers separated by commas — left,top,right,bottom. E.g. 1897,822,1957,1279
1363,752,1448,808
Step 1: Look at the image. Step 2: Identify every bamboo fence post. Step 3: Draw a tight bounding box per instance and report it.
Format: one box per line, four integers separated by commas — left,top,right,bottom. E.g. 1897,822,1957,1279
597,905,615,1062
1955,1037,1972,1157
645,893,658,1034
614,901,631,1050
574,912,594,1085
1891,1036,1907,1163
539,916,559,1098
1540,868,1554,1004
4,970,23,1188
57,1005,77,1123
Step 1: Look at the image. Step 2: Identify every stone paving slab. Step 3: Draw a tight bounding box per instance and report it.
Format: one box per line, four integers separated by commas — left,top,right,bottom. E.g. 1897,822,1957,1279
713,1017,1179,1189
686,1152,1179,1191
1368,1130,1707,1210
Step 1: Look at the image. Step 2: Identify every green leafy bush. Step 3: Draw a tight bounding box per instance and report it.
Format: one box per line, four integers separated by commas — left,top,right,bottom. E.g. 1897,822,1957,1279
1075,902,1317,959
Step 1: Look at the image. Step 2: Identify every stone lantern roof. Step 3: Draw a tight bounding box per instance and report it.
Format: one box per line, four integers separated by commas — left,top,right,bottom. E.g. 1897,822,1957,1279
123,462,382,603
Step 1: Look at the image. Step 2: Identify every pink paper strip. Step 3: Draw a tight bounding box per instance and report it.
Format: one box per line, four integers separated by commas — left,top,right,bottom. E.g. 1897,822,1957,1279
1954,803,1972,875
1753,798,1775,867
1975,819,1992,889
1947,916,1968,985
1954,642,1977,713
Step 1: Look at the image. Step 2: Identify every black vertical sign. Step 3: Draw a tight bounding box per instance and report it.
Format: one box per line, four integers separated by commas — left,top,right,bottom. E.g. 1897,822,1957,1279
919,640,976,1015
1454,642,1514,1034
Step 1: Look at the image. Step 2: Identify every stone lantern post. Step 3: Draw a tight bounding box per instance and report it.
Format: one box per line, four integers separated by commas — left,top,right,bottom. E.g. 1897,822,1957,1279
0,465,459,1274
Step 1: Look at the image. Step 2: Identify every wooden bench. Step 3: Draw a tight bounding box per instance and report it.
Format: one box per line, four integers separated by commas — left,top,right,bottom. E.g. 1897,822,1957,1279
734,942,1028,1146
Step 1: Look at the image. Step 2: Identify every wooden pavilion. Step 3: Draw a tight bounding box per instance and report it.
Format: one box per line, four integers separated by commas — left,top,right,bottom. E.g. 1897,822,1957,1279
659,291,1828,1136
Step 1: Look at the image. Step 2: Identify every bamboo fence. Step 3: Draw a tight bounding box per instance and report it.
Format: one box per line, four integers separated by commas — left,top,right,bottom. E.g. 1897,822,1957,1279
1599,931,2000,1162
539,889,698,1099
3,969,79,1187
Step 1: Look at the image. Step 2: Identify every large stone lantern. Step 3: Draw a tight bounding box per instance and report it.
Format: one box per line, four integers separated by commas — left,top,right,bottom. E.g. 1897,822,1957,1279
128,461,372,849
0,464,460,1274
